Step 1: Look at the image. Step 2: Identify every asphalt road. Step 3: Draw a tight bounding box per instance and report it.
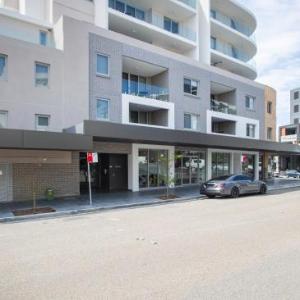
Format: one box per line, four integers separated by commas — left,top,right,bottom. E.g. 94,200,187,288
1,189,300,300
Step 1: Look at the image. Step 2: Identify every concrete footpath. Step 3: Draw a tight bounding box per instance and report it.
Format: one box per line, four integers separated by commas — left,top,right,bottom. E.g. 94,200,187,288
1,179,300,223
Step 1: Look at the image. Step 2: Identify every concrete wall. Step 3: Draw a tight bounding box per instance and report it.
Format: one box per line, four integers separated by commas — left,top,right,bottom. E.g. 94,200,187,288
12,151,79,202
0,35,64,131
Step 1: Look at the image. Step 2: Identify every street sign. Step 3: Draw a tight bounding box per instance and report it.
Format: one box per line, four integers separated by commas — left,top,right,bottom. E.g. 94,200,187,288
87,152,98,164
86,152,98,206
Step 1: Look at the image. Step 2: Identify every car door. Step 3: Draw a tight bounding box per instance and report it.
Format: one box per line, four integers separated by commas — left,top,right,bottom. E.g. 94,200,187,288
233,176,249,194
243,176,259,193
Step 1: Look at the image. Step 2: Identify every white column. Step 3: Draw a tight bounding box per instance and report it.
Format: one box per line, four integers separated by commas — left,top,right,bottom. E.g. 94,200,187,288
197,0,211,65
254,153,260,180
131,144,139,192
169,147,175,188
94,0,109,29
207,149,212,180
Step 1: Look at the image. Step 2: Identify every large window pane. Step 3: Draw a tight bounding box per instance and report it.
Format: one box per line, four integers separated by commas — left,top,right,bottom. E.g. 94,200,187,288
96,54,109,76
149,150,158,187
0,111,8,128
35,63,49,87
116,1,125,12
184,113,191,129
125,5,135,17
190,157,199,184
182,156,190,184
122,72,129,93
175,152,183,186
212,152,231,178
158,150,168,187
130,74,138,95
0,54,7,79
97,98,109,120
139,150,148,188
164,17,172,32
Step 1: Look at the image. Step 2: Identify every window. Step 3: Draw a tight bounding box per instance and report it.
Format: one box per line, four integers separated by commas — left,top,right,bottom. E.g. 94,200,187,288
39,30,47,46
267,101,272,114
294,91,299,100
116,1,125,12
211,153,231,178
35,115,49,131
125,5,135,17
0,54,7,80
294,105,299,113
294,118,299,125
0,111,8,128
210,36,217,50
267,127,273,140
246,124,256,138
35,62,49,87
164,17,179,34
184,78,199,96
184,113,198,130
245,95,255,110
210,9,216,19
96,98,109,120
96,54,109,76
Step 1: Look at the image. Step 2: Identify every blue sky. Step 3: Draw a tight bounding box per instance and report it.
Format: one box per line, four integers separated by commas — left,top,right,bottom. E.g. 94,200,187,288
240,0,300,126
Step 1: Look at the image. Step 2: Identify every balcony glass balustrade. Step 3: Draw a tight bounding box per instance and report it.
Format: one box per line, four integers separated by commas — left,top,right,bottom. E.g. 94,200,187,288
211,37,256,69
122,79,169,101
210,9,256,42
108,0,196,42
177,0,197,9
211,99,237,115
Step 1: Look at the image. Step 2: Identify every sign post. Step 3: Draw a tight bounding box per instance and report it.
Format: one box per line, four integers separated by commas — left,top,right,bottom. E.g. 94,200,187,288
87,152,98,206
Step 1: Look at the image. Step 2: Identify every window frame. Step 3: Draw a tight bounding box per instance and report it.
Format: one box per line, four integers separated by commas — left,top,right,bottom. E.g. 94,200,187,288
267,101,272,114
184,77,199,96
245,95,256,111
96,53,110,77
184,113,198,131
39,30,48,46
0,110,8,128
96,98,110,121
246,123,256,138
35,62,50,87
35,114,50,131
0,53,8,80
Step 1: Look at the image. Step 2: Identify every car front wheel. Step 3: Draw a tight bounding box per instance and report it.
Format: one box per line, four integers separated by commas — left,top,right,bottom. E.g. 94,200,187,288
231,187,240,198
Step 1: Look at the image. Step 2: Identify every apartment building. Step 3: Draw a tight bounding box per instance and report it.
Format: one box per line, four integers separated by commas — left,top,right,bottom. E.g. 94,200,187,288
278,88,300,170
0,0,298,202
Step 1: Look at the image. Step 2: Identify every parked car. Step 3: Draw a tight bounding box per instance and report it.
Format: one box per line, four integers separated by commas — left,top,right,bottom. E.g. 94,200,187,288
286,170,300,179
200,174,267,198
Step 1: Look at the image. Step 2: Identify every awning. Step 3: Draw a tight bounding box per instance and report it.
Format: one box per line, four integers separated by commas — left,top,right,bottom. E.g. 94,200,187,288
0,129,93,151
80,120,300,155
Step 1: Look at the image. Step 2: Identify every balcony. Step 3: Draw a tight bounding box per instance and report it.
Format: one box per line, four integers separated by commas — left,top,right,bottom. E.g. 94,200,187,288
177,0,197,9
210,10,255,41
211,99,237,115
108,0,197,55
122,80,169,102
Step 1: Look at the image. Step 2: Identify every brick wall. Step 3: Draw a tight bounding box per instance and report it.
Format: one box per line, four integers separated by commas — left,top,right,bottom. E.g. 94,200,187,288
12,152,80,202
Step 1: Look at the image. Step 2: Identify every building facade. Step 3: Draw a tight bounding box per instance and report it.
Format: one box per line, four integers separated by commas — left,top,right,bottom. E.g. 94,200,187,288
0,0,295,202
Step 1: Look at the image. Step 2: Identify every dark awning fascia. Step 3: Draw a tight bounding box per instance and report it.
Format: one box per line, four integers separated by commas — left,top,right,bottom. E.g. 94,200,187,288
0,129,93,151
83,120,300,155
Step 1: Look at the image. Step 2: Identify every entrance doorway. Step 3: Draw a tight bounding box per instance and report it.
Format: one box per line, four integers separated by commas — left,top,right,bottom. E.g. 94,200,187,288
80,153,128,193
0,163,10,202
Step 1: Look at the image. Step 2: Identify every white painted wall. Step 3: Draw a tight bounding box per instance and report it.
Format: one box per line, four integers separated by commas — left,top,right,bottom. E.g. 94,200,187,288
122,94,175,129
207,110,260,139
94,0,108,29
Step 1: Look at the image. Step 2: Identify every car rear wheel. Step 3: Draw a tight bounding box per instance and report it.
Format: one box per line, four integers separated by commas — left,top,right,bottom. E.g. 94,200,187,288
231,187,240,198
260,184,267,195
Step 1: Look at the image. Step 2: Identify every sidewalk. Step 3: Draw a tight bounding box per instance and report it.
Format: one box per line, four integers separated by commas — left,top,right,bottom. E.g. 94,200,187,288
1,179,300,223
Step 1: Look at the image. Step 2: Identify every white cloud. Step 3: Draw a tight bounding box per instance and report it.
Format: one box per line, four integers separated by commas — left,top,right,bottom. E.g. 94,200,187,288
241,0,300,126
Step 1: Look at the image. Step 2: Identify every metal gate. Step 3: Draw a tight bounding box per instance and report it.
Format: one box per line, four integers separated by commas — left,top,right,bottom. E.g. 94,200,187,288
0,163,9,203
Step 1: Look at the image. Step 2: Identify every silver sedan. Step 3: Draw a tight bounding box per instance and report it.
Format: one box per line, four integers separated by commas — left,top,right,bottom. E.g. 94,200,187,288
200,174,267,198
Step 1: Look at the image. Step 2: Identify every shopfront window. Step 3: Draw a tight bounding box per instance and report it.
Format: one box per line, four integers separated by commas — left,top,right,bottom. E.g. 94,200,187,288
175,150,206,186
242,154,255,178
211,152,231,178
138,149,169,189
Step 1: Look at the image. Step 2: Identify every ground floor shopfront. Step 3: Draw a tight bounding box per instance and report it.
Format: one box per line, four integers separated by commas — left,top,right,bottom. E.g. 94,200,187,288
79,142,260,193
